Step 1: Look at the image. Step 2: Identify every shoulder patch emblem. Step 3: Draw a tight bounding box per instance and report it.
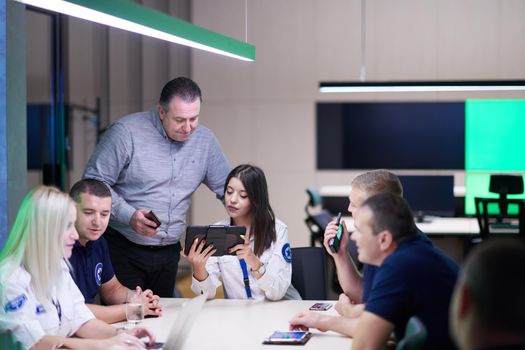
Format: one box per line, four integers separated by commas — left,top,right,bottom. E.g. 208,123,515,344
4,294,27,312
281,243,292,263
36,304,46,314
95,262,103,286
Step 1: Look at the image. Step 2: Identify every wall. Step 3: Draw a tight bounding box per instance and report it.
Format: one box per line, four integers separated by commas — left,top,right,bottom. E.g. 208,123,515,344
190,0,525,247
23,0,525,249
26,0,192,190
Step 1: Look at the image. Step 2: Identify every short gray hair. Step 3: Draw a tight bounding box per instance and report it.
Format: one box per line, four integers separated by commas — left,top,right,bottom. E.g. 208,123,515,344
352,169,403,197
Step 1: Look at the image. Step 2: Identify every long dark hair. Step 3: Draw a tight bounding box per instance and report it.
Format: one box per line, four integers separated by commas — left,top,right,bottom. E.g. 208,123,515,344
224,164,276,257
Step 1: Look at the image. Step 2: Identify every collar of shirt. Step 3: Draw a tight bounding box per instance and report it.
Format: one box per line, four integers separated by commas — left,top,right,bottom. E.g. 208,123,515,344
150,108,168,139
72,240,94,256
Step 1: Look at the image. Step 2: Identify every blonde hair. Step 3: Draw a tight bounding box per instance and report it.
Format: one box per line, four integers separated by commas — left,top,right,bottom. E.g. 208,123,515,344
0,186,75,308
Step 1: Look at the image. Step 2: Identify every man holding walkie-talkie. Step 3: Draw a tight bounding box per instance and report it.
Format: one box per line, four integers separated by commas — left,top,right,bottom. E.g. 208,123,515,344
323,170,407,305
289,170,442,342
327,212,343,254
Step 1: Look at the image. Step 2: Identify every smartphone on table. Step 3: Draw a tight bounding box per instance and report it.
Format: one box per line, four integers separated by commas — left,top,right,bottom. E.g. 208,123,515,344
262,331,312,345
309,302,332,311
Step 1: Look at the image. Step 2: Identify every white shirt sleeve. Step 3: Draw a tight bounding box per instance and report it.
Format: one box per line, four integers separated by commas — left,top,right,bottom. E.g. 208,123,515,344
255,220,293,301
190,257,222,299
0,267,46,349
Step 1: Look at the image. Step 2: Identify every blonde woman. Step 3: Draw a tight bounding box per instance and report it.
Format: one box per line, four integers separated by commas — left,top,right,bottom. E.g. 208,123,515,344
0,186,155,350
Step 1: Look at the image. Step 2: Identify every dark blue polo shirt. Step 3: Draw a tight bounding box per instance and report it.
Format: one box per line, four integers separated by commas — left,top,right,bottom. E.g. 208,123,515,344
361,228,432,303
69,237,115,304
365,235,459,350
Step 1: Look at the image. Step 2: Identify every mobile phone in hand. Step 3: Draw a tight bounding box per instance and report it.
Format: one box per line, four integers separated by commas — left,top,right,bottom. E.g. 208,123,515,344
328,212,343,253
309,302,332,311
145,210,161,228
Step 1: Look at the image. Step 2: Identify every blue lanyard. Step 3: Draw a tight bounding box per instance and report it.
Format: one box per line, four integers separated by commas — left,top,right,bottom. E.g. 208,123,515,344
52,299,62,325
239,259,252,299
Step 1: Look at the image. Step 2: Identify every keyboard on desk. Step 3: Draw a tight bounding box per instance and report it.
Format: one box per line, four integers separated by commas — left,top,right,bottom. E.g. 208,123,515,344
489,222,519,234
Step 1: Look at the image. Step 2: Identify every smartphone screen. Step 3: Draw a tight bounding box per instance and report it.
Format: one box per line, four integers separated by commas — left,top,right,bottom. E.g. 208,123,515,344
309,302,332,311
265,331,311,344
271,331,307,340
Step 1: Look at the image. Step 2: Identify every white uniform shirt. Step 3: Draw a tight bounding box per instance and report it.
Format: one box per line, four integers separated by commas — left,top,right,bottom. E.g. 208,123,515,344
0,260,95,349
191,219,293,301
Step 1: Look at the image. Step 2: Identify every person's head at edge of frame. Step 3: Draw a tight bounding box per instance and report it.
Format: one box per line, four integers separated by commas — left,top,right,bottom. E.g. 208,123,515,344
348,169,403,216
0,186,78,309
350,192,417,267
450,239,525,350
69,178,112,247
223,164,277,257
158,77,202,142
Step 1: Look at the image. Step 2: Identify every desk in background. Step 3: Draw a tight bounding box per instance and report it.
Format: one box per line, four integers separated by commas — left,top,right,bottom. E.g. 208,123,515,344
125,299,352,350
343,216,479,263
342,216,478,235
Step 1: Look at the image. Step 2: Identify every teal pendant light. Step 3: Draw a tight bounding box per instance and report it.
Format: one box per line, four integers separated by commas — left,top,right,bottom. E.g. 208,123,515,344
14,0,255,61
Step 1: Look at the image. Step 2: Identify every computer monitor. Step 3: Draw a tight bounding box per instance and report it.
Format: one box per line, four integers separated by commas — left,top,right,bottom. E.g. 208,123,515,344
399,175,455,217
316,102,465,170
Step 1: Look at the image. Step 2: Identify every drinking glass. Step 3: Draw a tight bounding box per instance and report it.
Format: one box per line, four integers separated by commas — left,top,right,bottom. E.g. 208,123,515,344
126,290,144,326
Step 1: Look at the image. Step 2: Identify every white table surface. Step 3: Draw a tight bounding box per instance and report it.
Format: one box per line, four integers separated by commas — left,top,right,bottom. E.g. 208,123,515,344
122,298,352,350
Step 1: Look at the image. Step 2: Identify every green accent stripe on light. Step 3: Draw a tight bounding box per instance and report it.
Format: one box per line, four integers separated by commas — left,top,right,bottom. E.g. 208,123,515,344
17,0,255,61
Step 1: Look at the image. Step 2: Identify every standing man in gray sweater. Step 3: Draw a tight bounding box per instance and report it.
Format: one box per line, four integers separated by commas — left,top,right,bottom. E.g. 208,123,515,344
84,77,230,297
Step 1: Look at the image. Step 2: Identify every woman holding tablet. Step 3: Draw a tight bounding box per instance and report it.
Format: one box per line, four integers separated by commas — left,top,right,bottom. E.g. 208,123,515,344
187,164,299,300
0,186,155,350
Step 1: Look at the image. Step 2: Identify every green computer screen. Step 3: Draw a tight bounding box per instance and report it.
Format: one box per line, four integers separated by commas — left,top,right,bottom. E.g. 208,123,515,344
464,100,525,215
465,100,525,171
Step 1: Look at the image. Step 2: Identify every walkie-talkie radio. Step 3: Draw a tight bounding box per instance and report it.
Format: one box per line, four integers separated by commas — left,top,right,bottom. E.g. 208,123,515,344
328,212,343,253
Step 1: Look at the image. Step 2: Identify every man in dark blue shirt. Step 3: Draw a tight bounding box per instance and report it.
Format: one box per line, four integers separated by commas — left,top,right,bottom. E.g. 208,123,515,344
68,179,162,323
323,170,405,305
290,192,457,350
352,193,458,350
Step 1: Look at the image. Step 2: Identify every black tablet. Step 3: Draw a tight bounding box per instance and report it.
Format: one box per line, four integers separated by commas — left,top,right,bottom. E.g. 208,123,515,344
184,225,246,256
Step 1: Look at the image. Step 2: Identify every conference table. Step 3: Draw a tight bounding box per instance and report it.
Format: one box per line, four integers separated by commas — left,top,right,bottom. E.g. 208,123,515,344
118,298,352,350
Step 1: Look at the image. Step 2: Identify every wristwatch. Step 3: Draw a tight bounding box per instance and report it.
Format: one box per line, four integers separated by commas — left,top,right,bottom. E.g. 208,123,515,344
251,262,266,278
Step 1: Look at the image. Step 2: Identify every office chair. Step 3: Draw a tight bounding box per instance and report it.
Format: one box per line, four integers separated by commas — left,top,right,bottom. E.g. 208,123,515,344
474,197,525,239
473,174,525,240
303,187,362,294
488,175,524,221
304,187,360,257
304,187,334,246
395,316,427,350
291,247,328,300
467,176,525,256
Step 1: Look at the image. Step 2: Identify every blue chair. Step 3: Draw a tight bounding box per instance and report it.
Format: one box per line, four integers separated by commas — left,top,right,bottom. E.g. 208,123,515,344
396,316,427,350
